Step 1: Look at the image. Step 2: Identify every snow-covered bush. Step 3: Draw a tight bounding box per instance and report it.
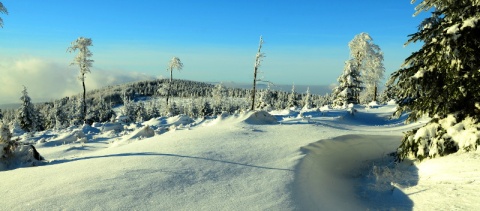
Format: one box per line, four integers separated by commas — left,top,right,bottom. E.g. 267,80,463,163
1,123,44,171
397,114,480,161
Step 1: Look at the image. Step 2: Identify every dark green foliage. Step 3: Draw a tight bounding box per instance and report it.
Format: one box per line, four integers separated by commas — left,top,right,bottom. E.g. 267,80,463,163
391,0,480,160
390,1,480,122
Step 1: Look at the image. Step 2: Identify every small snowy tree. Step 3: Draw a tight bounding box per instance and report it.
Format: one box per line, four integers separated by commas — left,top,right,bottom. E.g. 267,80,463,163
135,102,147,122
121,91,136,123
67,37,93,123
0,122,13,163
250,36,265,110
303,87,313,110
286,83,298,109
212,83,226,114
199,100,213,117
0,2,7,28
390,0,480,161
256,84,273,111
53,101,67,129
332,60,362,107
146,100,161,119
16,86,38,132
70,97,84,126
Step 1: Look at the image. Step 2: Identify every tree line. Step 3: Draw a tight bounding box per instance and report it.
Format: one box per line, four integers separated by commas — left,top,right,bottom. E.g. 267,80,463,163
0,79,335,132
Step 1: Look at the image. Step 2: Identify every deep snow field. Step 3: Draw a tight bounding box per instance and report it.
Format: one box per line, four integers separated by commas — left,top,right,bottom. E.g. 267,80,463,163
1,104,480,210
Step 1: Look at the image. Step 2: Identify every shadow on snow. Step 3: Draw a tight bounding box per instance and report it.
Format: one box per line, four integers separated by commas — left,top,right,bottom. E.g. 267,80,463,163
292,134,419,211
46,152,293,172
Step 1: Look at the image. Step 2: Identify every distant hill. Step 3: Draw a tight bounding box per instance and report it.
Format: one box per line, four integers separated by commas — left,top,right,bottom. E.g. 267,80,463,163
216,81,332,95
0,103,20,110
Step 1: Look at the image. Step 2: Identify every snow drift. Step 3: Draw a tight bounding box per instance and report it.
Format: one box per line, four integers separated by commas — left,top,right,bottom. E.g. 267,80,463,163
243,110,277,125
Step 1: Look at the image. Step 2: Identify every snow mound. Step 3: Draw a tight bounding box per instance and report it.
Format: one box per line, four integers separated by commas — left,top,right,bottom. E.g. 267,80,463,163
37,129,86,147
166,115,194,126
125,125,155,140
143,115,194,127
112,126,155,147
243,111,278,125
270,109,296,116
101,122,124,132
143,117,163,127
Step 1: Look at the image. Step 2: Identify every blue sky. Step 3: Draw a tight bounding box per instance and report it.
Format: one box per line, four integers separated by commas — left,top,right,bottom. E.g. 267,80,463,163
0,0,428,103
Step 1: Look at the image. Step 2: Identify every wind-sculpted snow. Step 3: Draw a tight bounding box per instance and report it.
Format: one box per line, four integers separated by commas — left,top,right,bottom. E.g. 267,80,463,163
1,104,479,210
111,126,155,147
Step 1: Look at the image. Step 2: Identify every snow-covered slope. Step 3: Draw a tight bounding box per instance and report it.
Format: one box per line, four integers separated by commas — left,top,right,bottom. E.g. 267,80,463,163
1,105,479,210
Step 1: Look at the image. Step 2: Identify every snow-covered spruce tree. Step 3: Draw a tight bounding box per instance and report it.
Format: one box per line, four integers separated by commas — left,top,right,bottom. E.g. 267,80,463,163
135,102,147,122
349,32,385,103
199,100,213,117
94,96,115,123
212,83,226,114
250,36,265,110
0,2,7,28
286,83,298,109
121,91,136,123
256,85,273,111
390,0,480,161
53,100,67,129
0,122,13,167
16,86,38,132
332,59,362,107
303,87,313,109
70,97,84,126
146,100,161,119
67,37,93,124
166,57,183,106
185,99,199,118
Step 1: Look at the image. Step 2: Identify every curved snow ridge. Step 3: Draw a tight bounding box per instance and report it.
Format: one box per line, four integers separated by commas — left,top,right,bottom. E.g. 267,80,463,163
293,134,415,210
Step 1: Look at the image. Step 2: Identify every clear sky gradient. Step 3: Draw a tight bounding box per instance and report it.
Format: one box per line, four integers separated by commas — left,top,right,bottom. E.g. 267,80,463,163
0,0,428,104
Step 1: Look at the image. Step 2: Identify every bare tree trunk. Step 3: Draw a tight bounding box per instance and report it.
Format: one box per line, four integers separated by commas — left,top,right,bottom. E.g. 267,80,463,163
166,81,171,106
250,36,264,111
167,67,173,106
373,84,377,102
82,74,87,123
251,67,258,111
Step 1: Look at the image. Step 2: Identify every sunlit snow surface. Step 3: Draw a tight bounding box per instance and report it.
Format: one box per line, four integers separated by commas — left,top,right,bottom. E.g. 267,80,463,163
2,104,480,210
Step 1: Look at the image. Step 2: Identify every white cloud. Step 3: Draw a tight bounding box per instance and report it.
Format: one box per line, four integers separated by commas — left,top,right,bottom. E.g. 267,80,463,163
0,57,157,104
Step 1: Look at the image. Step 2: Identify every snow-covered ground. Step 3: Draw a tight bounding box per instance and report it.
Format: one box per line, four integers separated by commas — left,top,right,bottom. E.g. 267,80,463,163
1,104,480,210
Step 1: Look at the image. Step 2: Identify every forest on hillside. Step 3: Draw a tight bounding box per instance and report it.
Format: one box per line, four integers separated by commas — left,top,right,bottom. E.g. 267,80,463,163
0,79,345,132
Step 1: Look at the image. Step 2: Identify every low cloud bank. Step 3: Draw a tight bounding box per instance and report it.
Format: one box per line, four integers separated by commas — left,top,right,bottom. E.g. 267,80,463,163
0,57,156,104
